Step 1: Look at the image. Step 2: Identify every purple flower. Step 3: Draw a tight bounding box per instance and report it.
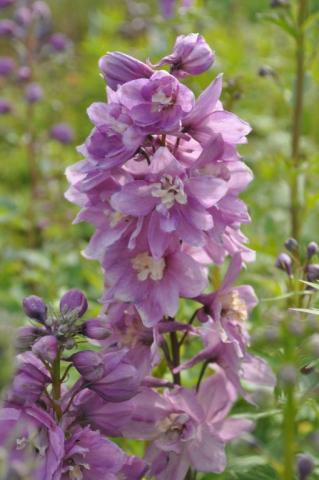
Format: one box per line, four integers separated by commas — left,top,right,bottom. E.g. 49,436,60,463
0,56,15,76
32,335,58,363
99,51,153,91
17,65,32,82
183,74,251,145
102,236,207,326
25,83,43,104
71,389,134,437
61,426,125,480
50,123,74,144
0,19,17,36
49,32,70,52
81,317,110,340
0,405,64,479
72,349,142,402
154,33,215,78
7,353,51,406
16,325,44,352
84,102,146,169
121,369,252,480
119,455,149,479
14,6,32,26
59,288,88,318
118,70,194,133
0,98,12,114
159,0,194,18
110,146,227,258
23,295,47,323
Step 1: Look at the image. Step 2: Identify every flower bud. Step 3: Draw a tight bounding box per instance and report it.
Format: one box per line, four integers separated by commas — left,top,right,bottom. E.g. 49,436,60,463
0,19,17,37
275,252,292,275
22,295,47,323
8,361,50,406
15,326,42,352
60,289,88,318
81,318,110,340
50,123,74,144
49,32,70,52
14,6,32,27
32,335,58,363
0,98,12,115
307,241,319,259
99,51,153,91
0,56,15,77
71,350,105,382
25,83,43,104
31,1,51,20
306,264,319,282
258,65,275,77
284,237,299,252
17,66,31,82
297,454,314,480
155,33,215,78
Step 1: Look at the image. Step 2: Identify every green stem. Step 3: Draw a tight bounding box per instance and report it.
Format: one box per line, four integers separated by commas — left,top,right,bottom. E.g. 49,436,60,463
283,382,296,480
170,330,181,385
290,0,308,241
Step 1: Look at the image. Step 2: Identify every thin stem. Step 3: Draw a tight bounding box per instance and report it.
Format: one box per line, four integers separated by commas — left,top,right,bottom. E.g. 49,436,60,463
51,348,63,421
196,360,210,393
169,324,181,385
178,309,199,347
290,0,308,241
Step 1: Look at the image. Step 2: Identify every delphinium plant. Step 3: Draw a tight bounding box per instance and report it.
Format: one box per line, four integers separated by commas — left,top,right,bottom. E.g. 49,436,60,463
0,34,276,479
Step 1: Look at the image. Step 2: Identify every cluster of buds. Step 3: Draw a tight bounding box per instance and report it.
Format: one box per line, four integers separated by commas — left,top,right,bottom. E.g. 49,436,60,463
0,0,74,144
275,238,319,282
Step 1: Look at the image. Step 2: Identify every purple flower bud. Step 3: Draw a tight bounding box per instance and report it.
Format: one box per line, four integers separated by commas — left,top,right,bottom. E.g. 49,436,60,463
0,98,12,114
284,237,299,252
50,123,74,144
306,264,319,282
0,56,15,77
59,289,88,318
72,350,105,382
22,295,47,323
8,359,50,405
14,6,32,27
0,0,15,7
307,241,319,259
15,326,43,352
275,252,292,275
297,454,314,480
32,335,58,363
49,32,69,52
24,82,43,104
16,65,31,82
155,33,215,78
258,65,275,77
0,19,17,37
31,1,51,20
82,318,110,340
99,51,153,91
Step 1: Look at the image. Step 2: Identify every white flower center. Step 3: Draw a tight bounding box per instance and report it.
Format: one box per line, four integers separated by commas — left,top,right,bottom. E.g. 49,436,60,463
69,464,90,480
109,117,128,134
131,252,165,281
151,175,187,209
221,291,248,323
152,89,172,106
109,211,127,228
16,437,27,451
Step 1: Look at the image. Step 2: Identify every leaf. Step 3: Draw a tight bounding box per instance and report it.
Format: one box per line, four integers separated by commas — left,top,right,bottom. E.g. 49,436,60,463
228,465,280,480
290,308,319,315
258,12,297,39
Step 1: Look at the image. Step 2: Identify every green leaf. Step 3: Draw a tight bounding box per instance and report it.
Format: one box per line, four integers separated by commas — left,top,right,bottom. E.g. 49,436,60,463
258,12,297,39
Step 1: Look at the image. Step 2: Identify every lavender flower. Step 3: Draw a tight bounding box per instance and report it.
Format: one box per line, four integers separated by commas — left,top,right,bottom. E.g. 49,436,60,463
0,98,12,114
99,51,153,91
59,288,88,318
0,56,15,76
50,123,74,144
0,0,16,7
24,83,43,104
0,19,17,36
23,295,47,323
49,32,70,52
154,33,215,78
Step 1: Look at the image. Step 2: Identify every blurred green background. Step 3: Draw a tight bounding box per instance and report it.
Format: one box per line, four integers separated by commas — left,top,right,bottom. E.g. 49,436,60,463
1,0,319,477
